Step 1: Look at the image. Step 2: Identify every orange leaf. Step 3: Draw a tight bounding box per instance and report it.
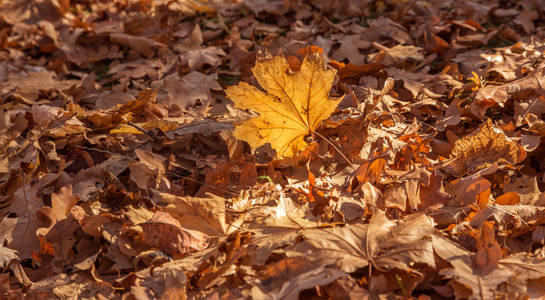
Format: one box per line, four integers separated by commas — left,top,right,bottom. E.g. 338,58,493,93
475,221,502,271
239,156,257,187
307,164,329,216
196,161,230,197
420,174,450,210
328,59,345,70
286,55,302,71
495,191,520,205
297,45,323,57
338,63,385,79
445,174,491,207
38,235,55,256
356,158,386,185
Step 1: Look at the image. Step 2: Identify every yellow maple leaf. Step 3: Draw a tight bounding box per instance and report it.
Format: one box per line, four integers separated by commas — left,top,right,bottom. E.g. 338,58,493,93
226,53,342,159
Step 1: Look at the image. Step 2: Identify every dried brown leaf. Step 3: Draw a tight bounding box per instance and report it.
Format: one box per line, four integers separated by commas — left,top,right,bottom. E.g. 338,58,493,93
286,224,370,273
250,262,346,300
475,221,503,272
367,210,435,272
159,192,231,236
444,120,523,177
9,184,43,260
433,234,513,300
130,211,209,258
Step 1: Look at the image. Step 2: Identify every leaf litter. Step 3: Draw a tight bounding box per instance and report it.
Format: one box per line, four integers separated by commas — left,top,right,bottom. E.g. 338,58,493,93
1,0,545,299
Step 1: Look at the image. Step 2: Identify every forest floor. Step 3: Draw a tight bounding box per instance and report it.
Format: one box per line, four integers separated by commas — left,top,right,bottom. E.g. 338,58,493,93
1,0,545,299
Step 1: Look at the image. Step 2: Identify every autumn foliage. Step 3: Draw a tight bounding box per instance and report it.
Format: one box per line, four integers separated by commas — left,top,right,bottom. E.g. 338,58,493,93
1,0,545,299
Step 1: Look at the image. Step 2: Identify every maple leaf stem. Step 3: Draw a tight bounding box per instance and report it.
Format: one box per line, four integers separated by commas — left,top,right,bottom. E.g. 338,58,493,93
312,131,355,168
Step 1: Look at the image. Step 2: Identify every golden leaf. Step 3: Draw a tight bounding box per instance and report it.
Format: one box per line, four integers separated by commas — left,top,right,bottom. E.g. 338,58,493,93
444,120,524,176
226,52,342,159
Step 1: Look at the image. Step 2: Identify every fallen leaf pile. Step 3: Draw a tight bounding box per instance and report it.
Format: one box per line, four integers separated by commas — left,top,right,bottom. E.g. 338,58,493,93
1,0,545,299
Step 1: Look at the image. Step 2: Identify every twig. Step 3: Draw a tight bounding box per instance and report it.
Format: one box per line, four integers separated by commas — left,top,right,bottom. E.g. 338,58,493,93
127,122,155,140
312,131,355,168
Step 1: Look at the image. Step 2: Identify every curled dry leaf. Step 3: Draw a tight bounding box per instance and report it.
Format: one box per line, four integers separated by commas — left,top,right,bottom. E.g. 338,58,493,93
129,149,170,191
161,269,187,300
444,120,523,177
226,52,342,159
29,272,114,299
420,174,451,210
494,191,520,205
196,161,230,197
369,44,424,67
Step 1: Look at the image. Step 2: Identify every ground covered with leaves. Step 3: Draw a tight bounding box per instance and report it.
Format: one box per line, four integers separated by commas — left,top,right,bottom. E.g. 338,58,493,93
2,0,545,299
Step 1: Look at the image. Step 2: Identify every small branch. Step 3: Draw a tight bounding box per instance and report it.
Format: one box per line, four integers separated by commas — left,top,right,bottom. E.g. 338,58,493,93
312,131,355,168
127,122,155,140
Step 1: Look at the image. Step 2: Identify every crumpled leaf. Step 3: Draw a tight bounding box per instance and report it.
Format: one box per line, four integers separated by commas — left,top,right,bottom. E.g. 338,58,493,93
420,173,451,210
29,273,114,299
322,276,371,299
129,149,170,191
182,47,225,70
470,205,545,236
226,52,342,159
0,71,78,102
161,269,187,300
331,35,371,64
0,273,24,300
444,120,523,177
368,17,411,44
110,33,166,58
